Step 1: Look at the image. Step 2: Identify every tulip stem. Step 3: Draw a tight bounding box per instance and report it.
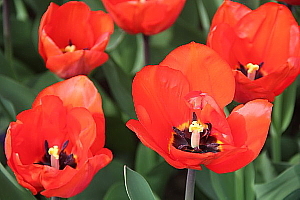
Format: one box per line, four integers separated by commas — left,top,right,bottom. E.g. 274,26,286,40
3,0,17,79
143,34,150,65
271,132,281,163
185,168,196,200
50,197,60,200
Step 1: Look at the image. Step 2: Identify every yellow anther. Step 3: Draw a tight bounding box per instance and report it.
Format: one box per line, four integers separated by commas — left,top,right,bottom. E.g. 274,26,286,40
64,44,76,53
48,146,59,160
245,63,259,80
189,121,204,133
245,63,259,74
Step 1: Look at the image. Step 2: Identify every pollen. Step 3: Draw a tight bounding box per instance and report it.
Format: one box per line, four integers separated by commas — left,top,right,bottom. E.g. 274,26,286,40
189,121,206,133
246,63,259,73
245,63,259,80
48,146,59,160
64,44,76,53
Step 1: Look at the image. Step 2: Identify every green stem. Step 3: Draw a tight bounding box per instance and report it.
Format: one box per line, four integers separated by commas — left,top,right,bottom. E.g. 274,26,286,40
142,34,150,66
234,168,244,200
271,128,281,163
50,197,60,200
185,168,196,200
3,0,17,79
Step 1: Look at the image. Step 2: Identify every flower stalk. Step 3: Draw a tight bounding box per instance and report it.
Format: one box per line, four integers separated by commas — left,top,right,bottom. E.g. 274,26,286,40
143,34,150,65
185,169,196,200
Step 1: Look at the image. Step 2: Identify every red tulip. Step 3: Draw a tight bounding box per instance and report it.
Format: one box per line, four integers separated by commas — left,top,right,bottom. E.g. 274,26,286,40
5,75,112,198
207,1,300,103
101,0,186,35
126,42,272,173
39,1,114,79
279,0,300,5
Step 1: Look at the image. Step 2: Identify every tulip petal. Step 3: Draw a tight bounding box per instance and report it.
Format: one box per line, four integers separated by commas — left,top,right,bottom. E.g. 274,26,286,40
43,1,94,49
160,42,235,108
210,0,251,28
129,65,190,151
206,99,272,173
33,75,105,151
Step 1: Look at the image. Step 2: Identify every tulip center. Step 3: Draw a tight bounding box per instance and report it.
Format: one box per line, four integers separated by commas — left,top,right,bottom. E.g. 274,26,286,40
35,140,77,170
239,62,264,80
172,112,220,153
62,40,79,53
64,44,76,53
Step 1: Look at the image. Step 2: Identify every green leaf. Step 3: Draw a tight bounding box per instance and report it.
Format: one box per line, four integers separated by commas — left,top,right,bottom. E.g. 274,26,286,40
271,80,297,135
146,160,175,197
210,170,235,200
0,75,36,113
196,167,218,200
70,160,124,200
135,143,160,176
254,152,277,183
0,163,35,200
244,163,255,200
0,94,16,122
124,166,156,200
255,164,300,200
102,61,136,119
31,71,61,93
103,182,128,200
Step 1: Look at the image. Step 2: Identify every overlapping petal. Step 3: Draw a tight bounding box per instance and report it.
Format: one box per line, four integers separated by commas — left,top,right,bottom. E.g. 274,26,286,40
5,76,112,197
127,42,272,173
208,1,300,103
101,0,186,35
38,1,114,79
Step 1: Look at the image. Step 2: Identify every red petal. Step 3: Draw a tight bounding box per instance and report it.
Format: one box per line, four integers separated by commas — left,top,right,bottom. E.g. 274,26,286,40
160,42,235,108
102,0,185,35
207,99,272,173
210,0,251,29
33,75,105,151
45,50,108,79
129,65,190,151
233,3,299,68
43,1,94,49
38,3,60,60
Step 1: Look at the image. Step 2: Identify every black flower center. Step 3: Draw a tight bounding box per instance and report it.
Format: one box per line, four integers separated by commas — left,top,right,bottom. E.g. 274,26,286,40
35,140,77,170
238,62,264,80
172,112,220,153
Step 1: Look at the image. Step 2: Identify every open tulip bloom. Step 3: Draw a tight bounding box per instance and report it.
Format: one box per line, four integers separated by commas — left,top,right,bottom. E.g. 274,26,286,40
207,1,300,103
101,0,186,35
38,1,114,79
5,76,112,198
126,42,272,173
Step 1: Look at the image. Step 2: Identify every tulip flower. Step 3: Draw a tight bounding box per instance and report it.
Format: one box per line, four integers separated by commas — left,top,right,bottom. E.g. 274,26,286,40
279,0,300,5
38,1,114,79
101,0,186,35
207,1,300,103
5,75,112,198
126,42,272,173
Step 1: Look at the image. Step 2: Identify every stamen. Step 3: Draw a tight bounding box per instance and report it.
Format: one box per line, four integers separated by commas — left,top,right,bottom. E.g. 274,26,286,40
64,44,76,53
245,63,260,81
48,146,60,169
189,121,205,148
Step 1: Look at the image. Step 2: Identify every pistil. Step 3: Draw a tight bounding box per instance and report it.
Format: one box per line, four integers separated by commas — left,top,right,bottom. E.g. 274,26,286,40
245,63,259,81
189,121,207,148
48,146,60,169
